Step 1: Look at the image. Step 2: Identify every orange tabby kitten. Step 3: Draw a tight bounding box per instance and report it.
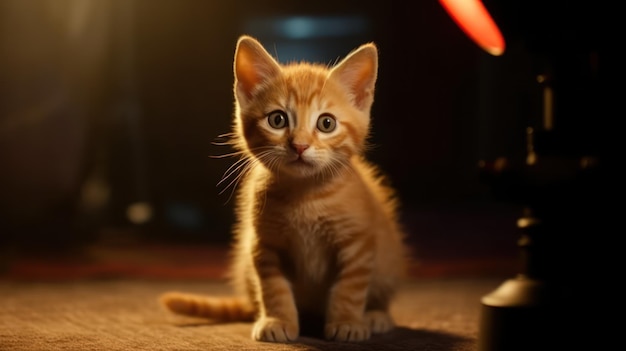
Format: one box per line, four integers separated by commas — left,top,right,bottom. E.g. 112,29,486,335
160,35,408,343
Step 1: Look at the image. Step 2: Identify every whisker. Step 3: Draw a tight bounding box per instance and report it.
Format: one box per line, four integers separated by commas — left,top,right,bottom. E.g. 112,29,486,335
331,157,353,180
217,156,249,187
340,158,356,177
266,155,281,183
219,161,251,195
209,151,247,159
218,156,263,203
254,153,281,215
215,149,277,203
329,159,342,180
211,132,238,146
219,167,249,203
211,140,236,146
210,145,275,159
216,132,236,138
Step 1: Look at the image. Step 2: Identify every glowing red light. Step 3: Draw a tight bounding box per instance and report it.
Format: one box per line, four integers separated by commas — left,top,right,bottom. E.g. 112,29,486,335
439,0,505,56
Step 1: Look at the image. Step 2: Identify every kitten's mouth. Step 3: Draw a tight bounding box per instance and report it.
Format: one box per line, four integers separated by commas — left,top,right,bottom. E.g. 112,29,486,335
288,155,315,168
291,157,313,166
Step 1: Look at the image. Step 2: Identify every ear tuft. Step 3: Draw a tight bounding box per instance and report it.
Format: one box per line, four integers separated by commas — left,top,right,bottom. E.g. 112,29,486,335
234,35,281,102
329,43,378,111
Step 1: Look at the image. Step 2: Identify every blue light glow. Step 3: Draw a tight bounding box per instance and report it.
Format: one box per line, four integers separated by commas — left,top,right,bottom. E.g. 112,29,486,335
249,15,369,39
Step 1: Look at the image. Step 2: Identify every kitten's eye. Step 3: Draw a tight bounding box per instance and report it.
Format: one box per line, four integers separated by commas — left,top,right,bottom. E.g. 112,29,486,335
267,110,288,129
317,114,337,133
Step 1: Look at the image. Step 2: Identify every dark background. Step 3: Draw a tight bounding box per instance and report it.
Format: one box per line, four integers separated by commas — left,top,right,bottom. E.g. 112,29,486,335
0,0,610,270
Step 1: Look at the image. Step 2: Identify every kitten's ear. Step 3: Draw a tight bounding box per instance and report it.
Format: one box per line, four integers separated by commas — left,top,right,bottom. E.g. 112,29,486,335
329,43,378,111
234,35,281,103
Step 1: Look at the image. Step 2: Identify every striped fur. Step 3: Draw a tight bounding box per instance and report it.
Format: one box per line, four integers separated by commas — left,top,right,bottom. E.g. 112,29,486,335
160,35,409,343
159,292,255,321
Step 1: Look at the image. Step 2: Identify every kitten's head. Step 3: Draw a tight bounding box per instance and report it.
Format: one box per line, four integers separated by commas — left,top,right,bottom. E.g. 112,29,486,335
231,35,378,179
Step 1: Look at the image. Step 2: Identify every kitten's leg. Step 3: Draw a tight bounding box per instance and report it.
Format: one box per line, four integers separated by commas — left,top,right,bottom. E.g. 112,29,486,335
251,247,299,342
364,293,395,334
325,236,374,342
363,310,394,334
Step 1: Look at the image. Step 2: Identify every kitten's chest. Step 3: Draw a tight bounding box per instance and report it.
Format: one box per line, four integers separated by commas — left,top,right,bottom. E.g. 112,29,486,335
269,200,336,283
291,231,333,285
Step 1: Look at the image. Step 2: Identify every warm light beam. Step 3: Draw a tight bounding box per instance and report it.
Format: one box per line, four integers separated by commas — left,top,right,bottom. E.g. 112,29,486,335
439,0,505,56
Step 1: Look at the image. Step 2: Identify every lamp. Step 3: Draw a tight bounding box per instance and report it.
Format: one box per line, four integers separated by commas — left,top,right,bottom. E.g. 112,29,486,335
439,1,606,350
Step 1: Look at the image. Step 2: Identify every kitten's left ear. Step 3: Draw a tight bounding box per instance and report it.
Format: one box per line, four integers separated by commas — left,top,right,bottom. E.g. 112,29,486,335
234,35,281,104
329,43,378,112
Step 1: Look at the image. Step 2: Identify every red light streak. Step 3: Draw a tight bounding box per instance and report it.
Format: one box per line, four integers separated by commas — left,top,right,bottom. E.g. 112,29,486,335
439,0,505,56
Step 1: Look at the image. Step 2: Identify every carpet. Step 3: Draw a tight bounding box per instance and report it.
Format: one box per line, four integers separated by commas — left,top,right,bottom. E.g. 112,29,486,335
0,277,504,351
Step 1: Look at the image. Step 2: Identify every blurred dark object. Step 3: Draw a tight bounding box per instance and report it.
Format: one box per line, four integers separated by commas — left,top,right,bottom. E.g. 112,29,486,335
0,1,239,253
0,1,113,250
442,0,612,350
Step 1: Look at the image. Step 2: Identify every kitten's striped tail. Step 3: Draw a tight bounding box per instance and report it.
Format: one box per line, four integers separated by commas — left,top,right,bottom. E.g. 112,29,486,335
159,292,255,321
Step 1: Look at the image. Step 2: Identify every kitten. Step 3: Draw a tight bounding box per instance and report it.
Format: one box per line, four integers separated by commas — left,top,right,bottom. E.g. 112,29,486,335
160,35,409,343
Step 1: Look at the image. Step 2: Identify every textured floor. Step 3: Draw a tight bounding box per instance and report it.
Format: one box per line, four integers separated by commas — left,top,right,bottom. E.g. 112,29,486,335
0,277,504,351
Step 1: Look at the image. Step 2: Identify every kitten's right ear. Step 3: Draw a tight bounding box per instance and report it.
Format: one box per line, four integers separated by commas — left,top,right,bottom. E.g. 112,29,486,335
234,35,281,103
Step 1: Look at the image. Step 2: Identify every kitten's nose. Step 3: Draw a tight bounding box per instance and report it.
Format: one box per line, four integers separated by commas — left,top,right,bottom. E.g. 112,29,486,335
290,143,310,155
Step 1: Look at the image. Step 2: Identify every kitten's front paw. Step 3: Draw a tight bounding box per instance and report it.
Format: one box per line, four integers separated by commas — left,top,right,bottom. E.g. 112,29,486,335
325,321,371,342
252,317,299,343
364,310,394,334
